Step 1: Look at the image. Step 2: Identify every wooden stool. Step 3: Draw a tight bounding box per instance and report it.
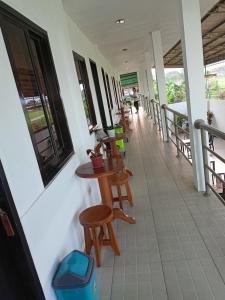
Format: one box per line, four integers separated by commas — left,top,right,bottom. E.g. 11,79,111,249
79,205,120,267
110,171,133,209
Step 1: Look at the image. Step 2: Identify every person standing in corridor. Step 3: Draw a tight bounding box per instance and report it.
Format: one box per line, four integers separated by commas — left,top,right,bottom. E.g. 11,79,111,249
132,87,139,113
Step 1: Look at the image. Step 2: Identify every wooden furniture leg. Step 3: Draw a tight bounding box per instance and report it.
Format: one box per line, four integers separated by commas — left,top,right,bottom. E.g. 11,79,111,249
125,182,133,206
116,184,123,209
84,226,92,255
91,227,101,267
107,222,120,255
113,208,136,224
98,176,136,224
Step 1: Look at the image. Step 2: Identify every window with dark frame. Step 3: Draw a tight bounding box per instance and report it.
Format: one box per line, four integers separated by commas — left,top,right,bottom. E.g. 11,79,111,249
105,73,113,109
73,52,97,133
0,4,74,186
116,80,121,108
101,68,113,126
112,76,119,109
89,59,107,130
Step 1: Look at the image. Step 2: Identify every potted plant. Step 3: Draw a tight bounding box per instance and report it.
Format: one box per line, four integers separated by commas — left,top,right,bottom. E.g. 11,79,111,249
86,143,104,169
106,125,115,137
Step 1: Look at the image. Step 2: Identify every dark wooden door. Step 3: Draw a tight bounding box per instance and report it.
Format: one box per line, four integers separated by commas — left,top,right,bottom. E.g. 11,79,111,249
0,162,45,300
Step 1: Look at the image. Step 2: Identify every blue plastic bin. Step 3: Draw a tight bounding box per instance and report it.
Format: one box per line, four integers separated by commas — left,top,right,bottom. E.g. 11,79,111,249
53,250,99,300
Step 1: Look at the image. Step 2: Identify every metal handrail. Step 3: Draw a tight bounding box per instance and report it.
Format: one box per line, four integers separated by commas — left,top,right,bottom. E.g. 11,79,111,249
195,120,225,140
162,104,191,163
162,104,188,120
195,119,225,204
151,99,162,131
151,99,160,105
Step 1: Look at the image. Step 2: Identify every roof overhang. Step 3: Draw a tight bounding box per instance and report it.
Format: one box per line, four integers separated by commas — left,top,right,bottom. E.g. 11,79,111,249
164,0,225,67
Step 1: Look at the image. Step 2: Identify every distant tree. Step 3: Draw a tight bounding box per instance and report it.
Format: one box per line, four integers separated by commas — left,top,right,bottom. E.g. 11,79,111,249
166,81,186,103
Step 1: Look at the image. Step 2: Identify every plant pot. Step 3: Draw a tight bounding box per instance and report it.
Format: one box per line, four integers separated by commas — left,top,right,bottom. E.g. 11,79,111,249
91,155,104,169
107,128,115,137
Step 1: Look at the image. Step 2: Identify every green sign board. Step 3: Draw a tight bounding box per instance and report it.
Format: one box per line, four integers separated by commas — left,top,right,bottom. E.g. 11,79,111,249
120,72,138,87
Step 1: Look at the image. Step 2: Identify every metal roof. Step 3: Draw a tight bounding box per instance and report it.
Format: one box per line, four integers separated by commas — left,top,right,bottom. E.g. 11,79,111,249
164,0,225,67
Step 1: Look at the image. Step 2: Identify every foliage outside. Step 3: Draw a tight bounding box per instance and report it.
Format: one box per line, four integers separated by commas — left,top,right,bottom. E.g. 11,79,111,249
153,69,186,104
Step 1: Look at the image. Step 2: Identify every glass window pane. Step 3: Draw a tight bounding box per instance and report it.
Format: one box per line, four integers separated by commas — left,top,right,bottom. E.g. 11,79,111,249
3,21,55,164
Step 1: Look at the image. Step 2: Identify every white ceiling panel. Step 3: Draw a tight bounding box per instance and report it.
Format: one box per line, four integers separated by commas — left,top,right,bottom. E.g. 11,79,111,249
63,0,219,73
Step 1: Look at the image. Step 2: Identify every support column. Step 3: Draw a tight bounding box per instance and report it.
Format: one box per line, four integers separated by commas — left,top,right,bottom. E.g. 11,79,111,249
137,69,144,95
178,0,207,191
143,69,149,97
145,52,155,100
151,31,168,141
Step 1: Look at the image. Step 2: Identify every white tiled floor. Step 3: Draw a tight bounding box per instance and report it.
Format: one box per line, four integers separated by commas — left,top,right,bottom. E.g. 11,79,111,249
96,109,225,300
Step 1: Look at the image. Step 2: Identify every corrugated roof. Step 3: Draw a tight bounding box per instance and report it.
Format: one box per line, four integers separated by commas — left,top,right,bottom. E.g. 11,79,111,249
164,0,225,67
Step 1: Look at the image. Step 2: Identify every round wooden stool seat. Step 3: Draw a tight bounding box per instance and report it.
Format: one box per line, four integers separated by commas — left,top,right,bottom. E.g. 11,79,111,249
79,205,113,227
109,171,133,210
79,204,120,267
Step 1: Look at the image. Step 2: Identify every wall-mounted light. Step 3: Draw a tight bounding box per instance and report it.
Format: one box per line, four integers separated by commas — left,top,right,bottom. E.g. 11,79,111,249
115,19,125,24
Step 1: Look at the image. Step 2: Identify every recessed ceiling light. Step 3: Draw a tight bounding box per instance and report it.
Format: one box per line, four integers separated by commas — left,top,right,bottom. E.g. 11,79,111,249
122,48,128,51
115,18,125,24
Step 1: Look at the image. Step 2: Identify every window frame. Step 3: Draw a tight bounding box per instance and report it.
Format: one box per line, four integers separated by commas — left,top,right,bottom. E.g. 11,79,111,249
72,51,97,133
0,2,74,186
101,68,113,126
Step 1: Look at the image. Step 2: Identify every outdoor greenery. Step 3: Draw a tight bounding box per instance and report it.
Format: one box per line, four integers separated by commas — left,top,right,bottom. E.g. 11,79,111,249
205,76,225,99
153,80,186,104
166,81,186,103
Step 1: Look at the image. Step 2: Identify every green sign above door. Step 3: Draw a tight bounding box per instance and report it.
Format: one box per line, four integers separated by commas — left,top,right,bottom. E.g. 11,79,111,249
120,72,138,87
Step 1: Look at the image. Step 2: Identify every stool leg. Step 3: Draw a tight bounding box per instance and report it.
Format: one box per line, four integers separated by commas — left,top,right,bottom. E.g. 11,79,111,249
91,227,101,267
83,227,92,255
125,182,133,206
116,185,123,210
99,223,107,240
107,222,120,256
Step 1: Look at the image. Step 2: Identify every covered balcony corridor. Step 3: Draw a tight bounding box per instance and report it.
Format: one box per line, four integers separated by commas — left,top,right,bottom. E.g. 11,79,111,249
96,108,225,300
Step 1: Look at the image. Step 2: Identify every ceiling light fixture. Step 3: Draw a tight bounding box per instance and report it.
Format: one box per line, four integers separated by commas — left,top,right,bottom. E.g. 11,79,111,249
122,48,128,51
115,18,125,24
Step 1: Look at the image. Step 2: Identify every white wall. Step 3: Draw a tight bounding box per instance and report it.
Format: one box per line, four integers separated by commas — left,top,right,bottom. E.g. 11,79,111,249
0,0,117,299
208,100,225,132
168,101,188,115
66,15,118,127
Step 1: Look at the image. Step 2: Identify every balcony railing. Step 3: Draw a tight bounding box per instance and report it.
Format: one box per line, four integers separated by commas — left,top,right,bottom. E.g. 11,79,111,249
195,120,225,204
143,99,225,203
150,99,162,131
162,104,192,165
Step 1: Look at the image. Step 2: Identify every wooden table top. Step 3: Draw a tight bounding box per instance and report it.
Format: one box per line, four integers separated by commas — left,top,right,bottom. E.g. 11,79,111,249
75,158,123,179
100,133,125,143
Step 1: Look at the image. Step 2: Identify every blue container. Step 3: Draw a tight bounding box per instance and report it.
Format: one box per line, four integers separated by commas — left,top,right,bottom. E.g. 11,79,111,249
53,250,99,300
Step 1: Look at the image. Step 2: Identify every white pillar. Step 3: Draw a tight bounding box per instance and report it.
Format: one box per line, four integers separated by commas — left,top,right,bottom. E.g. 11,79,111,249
178,0,207,191
151,31,168,141
143,69,149,97
145,52,155,100
137,70,144,95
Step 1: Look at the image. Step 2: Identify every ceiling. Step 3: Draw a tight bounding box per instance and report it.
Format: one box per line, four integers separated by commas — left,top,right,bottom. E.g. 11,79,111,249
164,0,225,67
63,0,218,74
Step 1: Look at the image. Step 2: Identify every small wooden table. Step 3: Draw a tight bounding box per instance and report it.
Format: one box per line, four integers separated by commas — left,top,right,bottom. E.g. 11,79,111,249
100,133,126,157
76,159,135,224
